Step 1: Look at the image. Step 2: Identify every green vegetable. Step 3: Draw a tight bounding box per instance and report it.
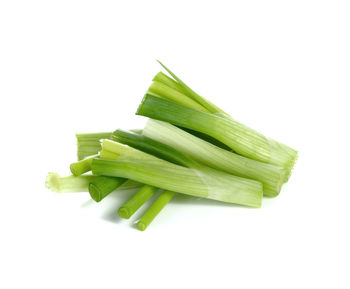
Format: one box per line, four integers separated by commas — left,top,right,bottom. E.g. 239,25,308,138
113,131,183,223
46,173,96,193
181,127,232,151
93,140,263,207
137,190,176,231
142,120,286,197
152,72,185,94
46,172,141,193
89,176,127,202
76,132,112,160
148,81,207,112
112,129,196,168
46,61,298,230
75,132,135,202
136,94,297,180
70,154,97,176
118,185,158,219
156,60,224,114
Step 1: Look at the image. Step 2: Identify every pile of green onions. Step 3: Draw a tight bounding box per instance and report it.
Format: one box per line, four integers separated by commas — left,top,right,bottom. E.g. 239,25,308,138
46,61,297,231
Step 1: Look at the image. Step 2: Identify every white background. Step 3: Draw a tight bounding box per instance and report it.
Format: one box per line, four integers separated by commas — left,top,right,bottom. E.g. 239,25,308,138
1,1,349,288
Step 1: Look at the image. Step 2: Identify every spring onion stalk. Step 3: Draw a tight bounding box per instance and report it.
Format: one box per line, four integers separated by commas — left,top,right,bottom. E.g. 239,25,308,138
70,154,97,176
112,131,181,221
151,61,298,180
46,173,96,193
114,125,284,196
87,150,129,202
76,132,112,160
103,134,171,223
46,172,141,194
118,185,158,219
137,190,176,231
148,81,208,112
152,72,186,94
112,129,196,168
136,94,297,179
142,120,286,196
89,176,127,202
157,60,225,114
112,129,195,222
181,127,233,151
93,140,263,207
75,132,136,201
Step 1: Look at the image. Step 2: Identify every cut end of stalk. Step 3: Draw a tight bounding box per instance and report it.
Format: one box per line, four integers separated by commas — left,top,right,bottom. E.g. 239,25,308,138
135,94,149,116
137,221,147,231
89,183,101,202
118,207,131,219
45,172,61,193
69,163,78,176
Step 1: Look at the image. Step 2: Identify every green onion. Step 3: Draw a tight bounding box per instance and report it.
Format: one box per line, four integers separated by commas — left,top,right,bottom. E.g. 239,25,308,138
157,60,225,114
46,173,96,193
46,172,140,193
93,140,263,207
136,94,297,179
152,72,185,94
181,127,233,151
148,81,208,112
89,176,127,202
142,120,286,197
76,132,112,160
137,190,176,231
70,154,97,176
75,132,134,202
112,129,196,168
111,132,181,222
118,185,158,219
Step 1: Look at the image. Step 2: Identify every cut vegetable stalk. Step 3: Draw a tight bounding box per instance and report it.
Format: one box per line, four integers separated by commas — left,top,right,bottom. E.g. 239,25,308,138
118,185,158,219
93,140,263,207
137,190,176,231
142,120,286,197
46,172,141,194
157,60,225,114
148,81,208,112
46,173,96,193
112,131,184,222
136,94,297,179
112,129,197,168
75,132,138,202
89,176,127,202
152,72,185,94
70,154,97,176
76,132,112,160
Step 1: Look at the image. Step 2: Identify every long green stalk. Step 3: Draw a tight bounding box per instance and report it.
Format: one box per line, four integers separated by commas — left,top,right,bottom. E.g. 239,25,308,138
93,140,263,207
142,120,286,197
137,190,176,231
151,62,298,180
76,132,112,160
45,172,140,193
112,129,196,168
157,60,225,114
112,131,182,222
181,127,232,151
46,173,96,193
118,185,158,219
152,72,185,94
112,130,196,222
75,132,135,202
148,81,208,112
136,94,297,179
